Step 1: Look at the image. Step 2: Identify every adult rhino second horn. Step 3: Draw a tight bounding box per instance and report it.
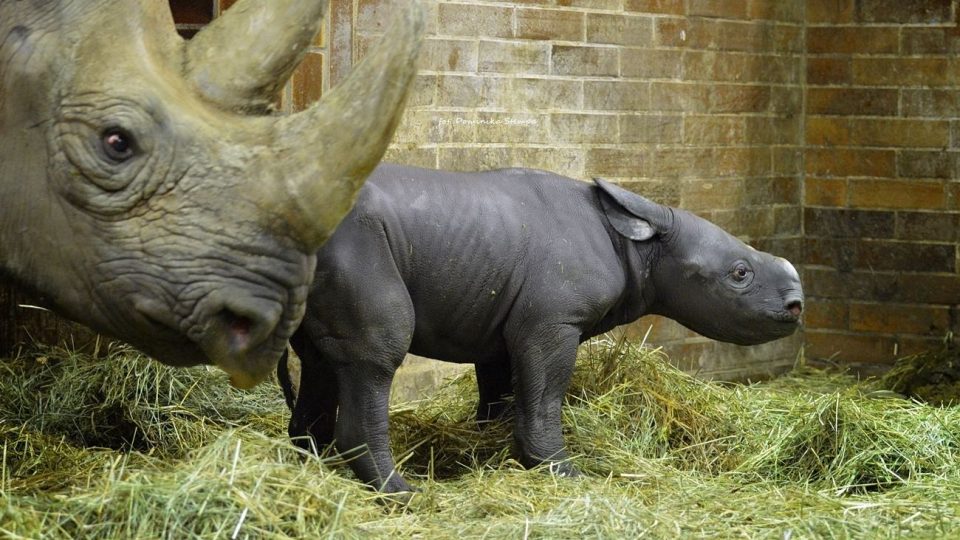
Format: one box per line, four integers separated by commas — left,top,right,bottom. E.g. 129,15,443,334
262,2,426,251
186,0,330,113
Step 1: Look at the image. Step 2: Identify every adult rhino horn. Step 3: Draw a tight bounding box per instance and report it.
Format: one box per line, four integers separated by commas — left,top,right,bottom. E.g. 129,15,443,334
259,2,425,250
186,0,330,113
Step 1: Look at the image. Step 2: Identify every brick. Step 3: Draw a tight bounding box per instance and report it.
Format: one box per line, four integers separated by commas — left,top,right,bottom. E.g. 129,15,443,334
621,49,683,79
806,148,895,177
620,115,684,144
683,116,745,144
770,87,802,114
852,58,951,87
475,113,548,144
290,52,323,112
745,116,802,145
806,0,854,23
897,151,955,179
749,0,804,22
742,177,800,206
328,0,354,87
850,179,946,210
684,51,756,83
479,40,550,75
511,147,584,178
805,178,847,207
438,147,512,172
803,237,858,271
801,268,896,302
586,148,647,177
679,178,745,209
618,179,682,206
807,88,899,116
903,89,960,117
550,113,619,144
856,240,955,272
772,147,804,176
901,28,960,55
849,119,950,149
406,75,437,108
586,13,654,46
806,117,850,146
552,45,619,76
625,0,685,15
807,58,851,85
849,303,951,335
804,208,896,239
436,75,509,108
510,78,582,110
856,0,953,23
584,80,650,111
772,205,802,236
708,84,771,113
383,147,436,169
356,0,393,33
517,8,584,42
773,26,805,53
437,4,513,39
805,330,898,365
804,300,849,330
897,211,960,242
894,274,960,304
807,27,898,55
421,39,479,72
688,0,749,19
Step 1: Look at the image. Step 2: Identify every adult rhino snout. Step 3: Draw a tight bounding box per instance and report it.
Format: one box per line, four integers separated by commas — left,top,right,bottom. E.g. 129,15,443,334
196,289,286,388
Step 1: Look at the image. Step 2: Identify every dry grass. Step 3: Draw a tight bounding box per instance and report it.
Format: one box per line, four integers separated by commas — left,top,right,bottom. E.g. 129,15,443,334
2,338,960,538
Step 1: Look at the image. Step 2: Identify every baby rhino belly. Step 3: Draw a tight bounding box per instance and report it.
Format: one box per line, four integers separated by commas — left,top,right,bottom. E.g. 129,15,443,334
406,285,512,364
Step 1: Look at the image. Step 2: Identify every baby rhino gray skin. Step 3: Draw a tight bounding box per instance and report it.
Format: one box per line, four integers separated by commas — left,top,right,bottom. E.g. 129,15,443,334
279,163,804,493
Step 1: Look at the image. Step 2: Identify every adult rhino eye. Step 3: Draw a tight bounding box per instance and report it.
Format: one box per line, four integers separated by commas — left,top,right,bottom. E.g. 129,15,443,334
102,128,135,162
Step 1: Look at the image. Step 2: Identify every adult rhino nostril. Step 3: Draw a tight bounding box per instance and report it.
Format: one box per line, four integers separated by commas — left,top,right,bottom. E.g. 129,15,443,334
218,309,255,352
785,300,803,318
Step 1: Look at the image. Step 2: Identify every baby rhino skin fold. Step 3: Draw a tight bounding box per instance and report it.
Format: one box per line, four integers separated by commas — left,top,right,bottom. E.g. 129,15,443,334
0,1,424,387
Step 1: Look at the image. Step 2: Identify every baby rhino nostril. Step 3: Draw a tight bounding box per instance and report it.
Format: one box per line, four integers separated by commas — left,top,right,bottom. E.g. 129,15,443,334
786,300,803,317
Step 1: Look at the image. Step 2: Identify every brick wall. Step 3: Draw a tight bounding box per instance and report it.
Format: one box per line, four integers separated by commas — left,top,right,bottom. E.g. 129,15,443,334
803,0,960,371
329,0,806,379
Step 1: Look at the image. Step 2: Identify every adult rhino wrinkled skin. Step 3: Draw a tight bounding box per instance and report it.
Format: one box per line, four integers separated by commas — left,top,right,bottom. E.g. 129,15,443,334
0,1,424,387
278,164,805,494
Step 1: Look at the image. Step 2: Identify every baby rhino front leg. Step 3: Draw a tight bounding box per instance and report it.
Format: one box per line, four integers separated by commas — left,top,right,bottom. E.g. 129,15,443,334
507,323,581,476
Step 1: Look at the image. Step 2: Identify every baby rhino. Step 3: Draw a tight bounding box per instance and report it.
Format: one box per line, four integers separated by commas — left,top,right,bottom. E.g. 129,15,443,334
279,163,803,494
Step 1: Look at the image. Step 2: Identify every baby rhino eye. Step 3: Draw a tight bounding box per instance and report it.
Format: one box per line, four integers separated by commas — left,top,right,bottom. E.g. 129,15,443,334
732,263,749,282
102,128,135,162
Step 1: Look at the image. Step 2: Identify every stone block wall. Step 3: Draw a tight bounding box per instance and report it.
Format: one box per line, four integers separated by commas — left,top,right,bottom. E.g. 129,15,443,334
803,0,960,370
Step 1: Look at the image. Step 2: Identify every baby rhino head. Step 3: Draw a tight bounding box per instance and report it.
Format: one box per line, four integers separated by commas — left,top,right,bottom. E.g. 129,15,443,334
595,179,803,346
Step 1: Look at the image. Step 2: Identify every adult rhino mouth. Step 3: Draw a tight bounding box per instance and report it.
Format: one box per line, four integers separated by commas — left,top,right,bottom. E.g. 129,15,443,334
133,283,307,388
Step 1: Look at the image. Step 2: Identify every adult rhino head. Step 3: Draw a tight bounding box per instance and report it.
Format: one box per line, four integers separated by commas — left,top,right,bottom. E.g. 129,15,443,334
0,0,424,387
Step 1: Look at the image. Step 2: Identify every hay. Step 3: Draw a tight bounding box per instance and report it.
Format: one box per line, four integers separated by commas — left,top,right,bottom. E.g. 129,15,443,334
2,338,960,538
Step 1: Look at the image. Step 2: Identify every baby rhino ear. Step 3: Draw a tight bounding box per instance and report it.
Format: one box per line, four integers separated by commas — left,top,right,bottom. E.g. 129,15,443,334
594,178,666,241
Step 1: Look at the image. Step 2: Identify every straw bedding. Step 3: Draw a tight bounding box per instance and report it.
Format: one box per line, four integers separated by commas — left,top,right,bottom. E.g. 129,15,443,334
2,338,959,538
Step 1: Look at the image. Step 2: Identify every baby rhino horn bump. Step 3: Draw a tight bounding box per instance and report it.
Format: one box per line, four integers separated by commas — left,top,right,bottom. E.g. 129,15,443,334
264,2,426,251
186,0,330,113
